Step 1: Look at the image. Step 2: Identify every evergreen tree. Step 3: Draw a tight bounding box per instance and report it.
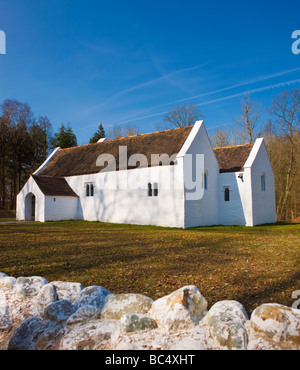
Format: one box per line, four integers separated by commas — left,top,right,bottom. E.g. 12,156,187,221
89,123,106,143
29,122,48,167
37,116,53,158
52,123,77,148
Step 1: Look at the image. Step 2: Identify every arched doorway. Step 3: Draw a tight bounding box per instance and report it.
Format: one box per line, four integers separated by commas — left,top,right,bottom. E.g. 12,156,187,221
25,193,36,221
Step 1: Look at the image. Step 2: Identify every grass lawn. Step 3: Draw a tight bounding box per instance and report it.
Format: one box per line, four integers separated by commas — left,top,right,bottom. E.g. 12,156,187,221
0,221,299,314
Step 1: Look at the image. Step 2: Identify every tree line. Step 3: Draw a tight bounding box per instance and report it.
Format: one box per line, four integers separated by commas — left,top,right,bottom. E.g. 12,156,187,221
0,100,52,210
0,100,77,210
0,88,299,221
0,98,112,210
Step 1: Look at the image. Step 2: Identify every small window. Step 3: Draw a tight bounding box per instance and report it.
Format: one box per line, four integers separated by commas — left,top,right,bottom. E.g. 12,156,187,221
148,183,152,197
90,183,94,197
148,183,158,197
261,174,266,192
224,187,230,202
153,182,159,197
86,183,95,197
204,172,208,190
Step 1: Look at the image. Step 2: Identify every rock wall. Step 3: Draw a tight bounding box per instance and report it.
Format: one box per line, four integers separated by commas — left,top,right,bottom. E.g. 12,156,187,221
0,273,299,350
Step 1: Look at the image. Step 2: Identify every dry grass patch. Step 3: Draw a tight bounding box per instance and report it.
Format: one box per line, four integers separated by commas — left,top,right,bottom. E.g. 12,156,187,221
0,221,299,314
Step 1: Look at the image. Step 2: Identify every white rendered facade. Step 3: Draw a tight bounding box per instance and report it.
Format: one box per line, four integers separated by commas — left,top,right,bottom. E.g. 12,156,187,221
17,121,276,227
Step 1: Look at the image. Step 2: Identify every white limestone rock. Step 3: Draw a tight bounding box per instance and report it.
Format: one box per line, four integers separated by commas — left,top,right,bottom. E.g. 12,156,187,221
4,273,300,351
0,276,16,291
115,341,139,350
249,304,300,349
204,300,249,350
50,281,82,303
0,306,12,332
168,337,209,350
74,285,111,311
15,276,48,298
149,286,207,332
36,284,58,311
66,305,100,326
101,293,154,320
120,313,158,333
0,273,8,279
44,299,76,323
60,320,120,350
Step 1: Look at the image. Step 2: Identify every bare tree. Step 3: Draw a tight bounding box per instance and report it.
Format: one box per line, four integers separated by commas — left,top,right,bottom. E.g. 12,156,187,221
210,128,232,148
237,95,261,144
107,124,140,140
122,124,140,137
1,100,35,208
163,104,203,129
271,89,300,220
0,115,9,209
0,99,53,210
272,89,300,139
210,125,247,148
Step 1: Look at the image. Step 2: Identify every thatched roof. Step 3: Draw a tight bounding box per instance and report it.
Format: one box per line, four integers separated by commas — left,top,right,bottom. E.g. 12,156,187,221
38,126,194,177
213,144,254,173
32,175,79,197
37,126,254,178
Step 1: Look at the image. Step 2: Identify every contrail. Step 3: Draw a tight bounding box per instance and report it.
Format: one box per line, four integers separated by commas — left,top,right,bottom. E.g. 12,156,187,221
160,67,300,107
196,78,300,107
111,78,300,126
86,63,207,113
114,67,300,124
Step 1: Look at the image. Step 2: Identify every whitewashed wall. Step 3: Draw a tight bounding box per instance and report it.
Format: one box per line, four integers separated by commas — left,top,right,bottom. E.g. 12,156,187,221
16,177,45,222
65,162,185,228
218,139,276,226
218,171,251,226
248,140,276,226
44,196,79,222
181,122,219,228
17,177,79,223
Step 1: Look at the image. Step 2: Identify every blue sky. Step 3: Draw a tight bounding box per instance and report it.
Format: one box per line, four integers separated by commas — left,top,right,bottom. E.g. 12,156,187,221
1,0,300,144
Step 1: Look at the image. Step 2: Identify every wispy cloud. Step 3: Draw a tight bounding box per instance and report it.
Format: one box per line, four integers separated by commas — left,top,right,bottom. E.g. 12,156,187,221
85,63,207,113
196,78,300,107
110,77,300,126
114,67,300,124
159,67,300,106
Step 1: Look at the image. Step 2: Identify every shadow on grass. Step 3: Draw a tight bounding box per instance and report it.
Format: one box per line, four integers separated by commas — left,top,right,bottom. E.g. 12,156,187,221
258,222,299,227
234,270,300,313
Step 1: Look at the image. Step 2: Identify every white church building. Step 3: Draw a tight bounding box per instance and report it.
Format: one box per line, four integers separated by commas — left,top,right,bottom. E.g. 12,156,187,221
16,121,276,228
